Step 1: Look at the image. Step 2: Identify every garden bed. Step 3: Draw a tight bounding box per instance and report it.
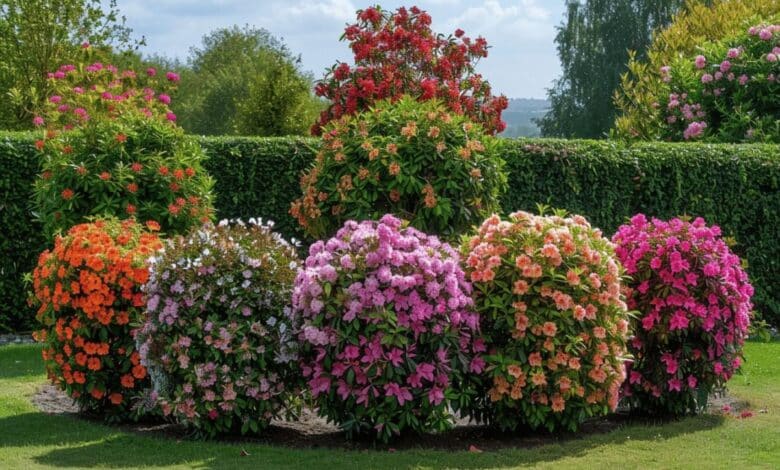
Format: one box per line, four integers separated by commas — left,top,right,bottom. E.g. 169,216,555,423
30,383,747,452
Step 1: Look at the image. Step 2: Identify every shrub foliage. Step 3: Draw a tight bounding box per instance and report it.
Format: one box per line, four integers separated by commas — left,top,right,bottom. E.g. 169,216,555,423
291,96,506,239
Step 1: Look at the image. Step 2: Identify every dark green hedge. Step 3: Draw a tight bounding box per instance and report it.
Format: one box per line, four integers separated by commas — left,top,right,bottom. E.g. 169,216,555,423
2,134,778,332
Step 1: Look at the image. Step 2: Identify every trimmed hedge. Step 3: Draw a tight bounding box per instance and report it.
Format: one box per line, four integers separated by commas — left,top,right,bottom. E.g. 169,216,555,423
1,133,778,331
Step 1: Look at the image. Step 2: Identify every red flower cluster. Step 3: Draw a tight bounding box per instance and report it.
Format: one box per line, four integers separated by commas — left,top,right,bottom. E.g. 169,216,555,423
311,5,508,135
31,219,162,420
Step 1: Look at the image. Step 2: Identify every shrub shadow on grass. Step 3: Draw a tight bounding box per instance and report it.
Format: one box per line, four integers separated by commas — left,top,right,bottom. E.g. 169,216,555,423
0,343,44,380
5,411,727,469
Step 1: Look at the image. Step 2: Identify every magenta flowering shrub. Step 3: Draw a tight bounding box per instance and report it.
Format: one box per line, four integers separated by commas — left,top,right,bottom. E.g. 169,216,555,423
138,219,301,436
462,211,630,432
290,214,484,442
658,21,780,142
613,215,753,415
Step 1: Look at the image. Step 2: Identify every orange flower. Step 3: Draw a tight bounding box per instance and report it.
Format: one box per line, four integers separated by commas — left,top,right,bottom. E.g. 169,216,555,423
90,388,104,400
109,393,123,405
528,352,542,367
131,162,143,172
542,322,557,337
131,364,146,379
99,171,111,181
120,374,135,388
61,188,75,200
87,357,101,371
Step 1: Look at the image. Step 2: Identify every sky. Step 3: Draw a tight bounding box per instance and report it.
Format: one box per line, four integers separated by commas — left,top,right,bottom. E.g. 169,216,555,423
118,0,568,99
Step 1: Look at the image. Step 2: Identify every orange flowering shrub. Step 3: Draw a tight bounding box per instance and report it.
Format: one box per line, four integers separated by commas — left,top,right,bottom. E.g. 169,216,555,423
32,218,162,420
461,210,630,432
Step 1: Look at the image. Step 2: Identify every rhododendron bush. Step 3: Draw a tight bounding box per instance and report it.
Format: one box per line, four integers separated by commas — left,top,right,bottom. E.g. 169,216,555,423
656,21,780,142
31,219,162,420
311,5,508,135
32,51,213,238
462,211,629,432
291,96,506,239
138,219,301,436
290,215,484,442
613,215,753,415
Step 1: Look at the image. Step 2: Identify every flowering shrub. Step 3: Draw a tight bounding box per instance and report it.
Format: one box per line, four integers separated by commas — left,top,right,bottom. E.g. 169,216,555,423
31,218,162,420
311,5,508,135
290,214,484,442
291,96,506,239
462,211,630,432
613,215,753,415
137,219,300,436
614,0,780,140
32,53,213,238
656,21,780,142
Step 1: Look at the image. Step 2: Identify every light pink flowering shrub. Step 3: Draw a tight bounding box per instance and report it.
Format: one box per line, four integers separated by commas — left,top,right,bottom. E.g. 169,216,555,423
658,21,780,142
613,215,753,415
462,211,630,432
138,219,300,436
290,214,484,442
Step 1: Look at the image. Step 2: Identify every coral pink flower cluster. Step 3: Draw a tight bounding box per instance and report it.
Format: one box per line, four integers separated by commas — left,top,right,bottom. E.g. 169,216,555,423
463,211,629,432
613,214,753,414
290,214,483,441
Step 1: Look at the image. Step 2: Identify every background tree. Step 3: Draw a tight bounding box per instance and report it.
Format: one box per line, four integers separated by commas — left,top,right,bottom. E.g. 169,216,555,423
173,25,322,136
0,0,138,130
538,0,687,138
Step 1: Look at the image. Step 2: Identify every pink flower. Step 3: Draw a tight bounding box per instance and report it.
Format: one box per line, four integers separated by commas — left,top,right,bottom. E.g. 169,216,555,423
719,60,731,72
726,48,741,59
384,383,412,405
146,67,157,77
701,73,713,84
32,116,44,127
767,53,778,63
158,94,171,104
694,55,706,69
166,71,180,82
683,121,707,140
758,28,772,40
166,112,177,122
667,378,682,392
739,74,749,85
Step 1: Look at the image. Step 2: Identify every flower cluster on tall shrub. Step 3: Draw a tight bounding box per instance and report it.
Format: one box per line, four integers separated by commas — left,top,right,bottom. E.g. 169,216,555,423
290,214,484,442
33,54,213,238
656,21,780,142
613,215,753,415
462,211,630,432
291,96,506,239
311,5,508,135
137,219,301,436
31,218,162,420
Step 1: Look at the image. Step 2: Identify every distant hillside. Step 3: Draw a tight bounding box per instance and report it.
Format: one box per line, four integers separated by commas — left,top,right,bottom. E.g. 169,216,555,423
501,98,549,138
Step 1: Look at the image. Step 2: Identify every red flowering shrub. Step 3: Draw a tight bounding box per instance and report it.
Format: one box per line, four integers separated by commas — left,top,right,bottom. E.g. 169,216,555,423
32,53,213,238
462,211,630,432
613,215,753,415
291,96,506,239
31,218,162,420
290,215,484,442
311,5,508,135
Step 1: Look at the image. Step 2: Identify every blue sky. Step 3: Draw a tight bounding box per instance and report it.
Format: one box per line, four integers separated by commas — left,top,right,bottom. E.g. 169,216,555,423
118,0,567,99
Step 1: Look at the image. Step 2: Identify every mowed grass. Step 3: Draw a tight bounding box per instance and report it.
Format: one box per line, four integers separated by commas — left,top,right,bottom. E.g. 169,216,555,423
0,342,778,469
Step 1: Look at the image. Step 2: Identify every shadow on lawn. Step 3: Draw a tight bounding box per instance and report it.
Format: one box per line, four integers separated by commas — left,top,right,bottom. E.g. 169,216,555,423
0,343,44,380
0,411,727,469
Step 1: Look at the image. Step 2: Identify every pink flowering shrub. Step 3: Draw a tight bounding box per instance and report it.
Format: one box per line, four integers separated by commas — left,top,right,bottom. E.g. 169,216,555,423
658,21,780,142
612,215,753,415
462,211,630,432
32,49,213,238
138,219,301,436
290,214,484,442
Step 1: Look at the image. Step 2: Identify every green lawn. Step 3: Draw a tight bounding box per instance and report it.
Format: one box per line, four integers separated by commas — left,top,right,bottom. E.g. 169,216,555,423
0,342,778,469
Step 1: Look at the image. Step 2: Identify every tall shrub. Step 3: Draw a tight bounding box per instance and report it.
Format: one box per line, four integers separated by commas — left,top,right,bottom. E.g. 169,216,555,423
32,58,213,238
311,5,507,135
291,96,506,239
